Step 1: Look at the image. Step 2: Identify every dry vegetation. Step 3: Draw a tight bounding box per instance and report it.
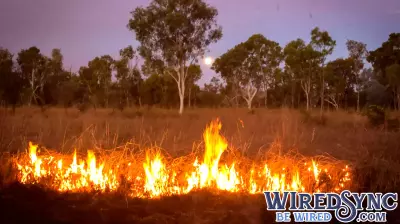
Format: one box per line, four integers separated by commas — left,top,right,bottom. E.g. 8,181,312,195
0,107,399,223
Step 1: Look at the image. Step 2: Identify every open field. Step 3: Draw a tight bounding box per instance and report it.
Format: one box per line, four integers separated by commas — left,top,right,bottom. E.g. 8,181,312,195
0,107,400,223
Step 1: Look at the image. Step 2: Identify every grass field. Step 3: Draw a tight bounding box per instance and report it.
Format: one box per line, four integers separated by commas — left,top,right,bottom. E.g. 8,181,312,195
0,107,399,223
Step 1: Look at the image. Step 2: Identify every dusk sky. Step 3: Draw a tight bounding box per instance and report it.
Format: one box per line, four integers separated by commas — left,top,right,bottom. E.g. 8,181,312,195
0,0,399,85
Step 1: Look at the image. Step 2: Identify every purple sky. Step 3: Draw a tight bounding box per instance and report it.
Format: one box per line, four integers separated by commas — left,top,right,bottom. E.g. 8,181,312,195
1,0,399,85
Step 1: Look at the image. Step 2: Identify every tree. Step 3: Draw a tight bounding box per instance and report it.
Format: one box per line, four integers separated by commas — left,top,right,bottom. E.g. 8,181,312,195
0,48,24,111
186,64,202,108
204,76,222,94
79,55,114,108
57,73,79,108
128,0,222,114
213,43,258,110
42,49,71,105
386,64,400,110
367,33,400,109
346,40,368,111
324,58,355,109
17,47,49,105
367,33,400,82
310,27,336,114
284,39,320,110
245,34,283,108
0,48,14,101
114,46,142,108
213,34,281,110
140,73,178,107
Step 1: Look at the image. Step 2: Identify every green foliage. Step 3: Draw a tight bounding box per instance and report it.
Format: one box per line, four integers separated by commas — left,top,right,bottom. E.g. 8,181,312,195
213,34,281,90
324,58,355,109
283,38,321,110
367,33,400,85
128,0,222,114
0,13,399,114
363,105,400,131
212,34,282,109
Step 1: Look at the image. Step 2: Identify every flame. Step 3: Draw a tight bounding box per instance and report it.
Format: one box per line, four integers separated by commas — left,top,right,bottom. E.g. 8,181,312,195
185,118,240,192
13,118,352,198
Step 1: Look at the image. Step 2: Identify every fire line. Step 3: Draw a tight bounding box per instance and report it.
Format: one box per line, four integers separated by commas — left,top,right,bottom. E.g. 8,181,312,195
14,118,351,198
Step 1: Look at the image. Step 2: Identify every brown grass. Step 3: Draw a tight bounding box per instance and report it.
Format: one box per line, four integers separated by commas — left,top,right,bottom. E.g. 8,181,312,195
0,106,399,223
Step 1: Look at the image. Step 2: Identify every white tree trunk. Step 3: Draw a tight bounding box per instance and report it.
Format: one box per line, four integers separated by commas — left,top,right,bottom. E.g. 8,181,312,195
188,87,192,108
168,67,187,115
325,95,339,110
356,78,360,112
241,83,257,111
301,79,311,111
305,92,310,111
177,71,186,115
179,92,184,114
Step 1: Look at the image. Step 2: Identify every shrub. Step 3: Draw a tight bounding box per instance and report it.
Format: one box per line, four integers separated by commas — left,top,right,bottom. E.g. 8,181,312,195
365,105,386,127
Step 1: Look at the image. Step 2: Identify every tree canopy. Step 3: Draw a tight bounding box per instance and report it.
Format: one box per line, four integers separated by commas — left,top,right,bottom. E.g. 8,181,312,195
0,0,399,112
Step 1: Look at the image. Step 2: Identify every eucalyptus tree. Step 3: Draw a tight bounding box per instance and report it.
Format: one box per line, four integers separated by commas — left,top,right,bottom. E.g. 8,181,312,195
128,0,222,114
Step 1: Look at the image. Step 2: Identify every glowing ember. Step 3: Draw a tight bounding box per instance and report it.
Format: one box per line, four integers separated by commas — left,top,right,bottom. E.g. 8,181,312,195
13,118,352,198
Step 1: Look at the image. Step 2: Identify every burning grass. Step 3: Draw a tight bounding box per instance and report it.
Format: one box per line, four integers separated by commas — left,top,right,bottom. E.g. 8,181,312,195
9,118,351,198
1,108,400,223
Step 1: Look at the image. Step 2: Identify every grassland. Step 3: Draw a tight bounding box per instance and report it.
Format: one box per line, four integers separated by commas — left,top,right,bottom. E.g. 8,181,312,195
0,107,399,223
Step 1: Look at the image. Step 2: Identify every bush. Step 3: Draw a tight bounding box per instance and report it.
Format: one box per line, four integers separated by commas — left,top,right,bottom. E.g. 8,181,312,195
364,105,400,131
365,105,386,127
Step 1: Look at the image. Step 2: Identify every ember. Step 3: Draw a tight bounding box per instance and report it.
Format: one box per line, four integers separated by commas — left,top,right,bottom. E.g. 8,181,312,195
13,118,351,198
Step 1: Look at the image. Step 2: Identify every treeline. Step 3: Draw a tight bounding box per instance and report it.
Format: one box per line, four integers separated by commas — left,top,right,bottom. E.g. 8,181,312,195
212,31,400,112
0,46,224,110
0,0,399,113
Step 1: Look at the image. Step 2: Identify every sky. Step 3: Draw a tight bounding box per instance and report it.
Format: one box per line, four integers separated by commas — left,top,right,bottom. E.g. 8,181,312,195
0,0,399,85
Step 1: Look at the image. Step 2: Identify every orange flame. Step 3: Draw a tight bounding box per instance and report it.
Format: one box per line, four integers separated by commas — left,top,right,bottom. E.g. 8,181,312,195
14,118,352,198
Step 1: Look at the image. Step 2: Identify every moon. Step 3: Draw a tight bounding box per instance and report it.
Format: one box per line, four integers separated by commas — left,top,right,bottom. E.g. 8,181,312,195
204,56,213,66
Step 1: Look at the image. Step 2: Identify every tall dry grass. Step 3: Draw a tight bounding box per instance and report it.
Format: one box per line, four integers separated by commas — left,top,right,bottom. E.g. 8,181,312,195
0,106,399,192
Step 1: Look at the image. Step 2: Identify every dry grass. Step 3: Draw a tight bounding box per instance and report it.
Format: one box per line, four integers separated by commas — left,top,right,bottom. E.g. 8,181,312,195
0,106,399,223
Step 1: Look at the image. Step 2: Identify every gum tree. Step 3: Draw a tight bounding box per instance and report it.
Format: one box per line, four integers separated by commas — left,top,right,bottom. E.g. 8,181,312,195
128,0,222,114
284,39,320,110
346,40,368,111
213,34,276,110
310,27,336,114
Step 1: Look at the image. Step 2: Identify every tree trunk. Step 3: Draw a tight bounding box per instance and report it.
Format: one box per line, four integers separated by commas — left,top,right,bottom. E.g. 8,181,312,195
305,92,310,111
291,81,295,108
179,92,184,114
247,99,252,110
320,70,325,116
188,87,192,108
264,88,268,108
397,89,400,111
356,78,360,112
297,93,300,109
178,74,185,115
29,68,36,106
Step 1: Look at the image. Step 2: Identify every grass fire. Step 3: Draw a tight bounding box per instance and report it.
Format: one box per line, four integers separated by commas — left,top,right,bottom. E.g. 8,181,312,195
13,118,351,198
0,108,399,223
